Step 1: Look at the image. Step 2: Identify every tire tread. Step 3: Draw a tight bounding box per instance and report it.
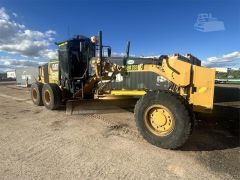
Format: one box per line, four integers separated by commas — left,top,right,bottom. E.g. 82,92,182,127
134,90,192,149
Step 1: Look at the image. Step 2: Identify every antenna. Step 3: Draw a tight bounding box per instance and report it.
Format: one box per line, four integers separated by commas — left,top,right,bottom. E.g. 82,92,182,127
99,31,103,76
126,41,130,58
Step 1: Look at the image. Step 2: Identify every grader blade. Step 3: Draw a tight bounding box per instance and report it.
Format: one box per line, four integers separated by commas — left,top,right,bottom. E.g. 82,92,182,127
66,99,133,115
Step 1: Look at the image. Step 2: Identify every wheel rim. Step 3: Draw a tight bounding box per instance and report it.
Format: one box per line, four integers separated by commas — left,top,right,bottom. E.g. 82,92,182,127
44,90,51,105
32,88,37,101
144,105,175,136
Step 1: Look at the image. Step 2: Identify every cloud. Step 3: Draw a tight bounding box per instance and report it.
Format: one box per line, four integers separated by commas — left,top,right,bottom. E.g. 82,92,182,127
111,52,125,57
40,49,57,59
202,51,240,67
0,57,46,72
12,12,17,17
0,7,56,59
2,59,41,67
111,52,137,57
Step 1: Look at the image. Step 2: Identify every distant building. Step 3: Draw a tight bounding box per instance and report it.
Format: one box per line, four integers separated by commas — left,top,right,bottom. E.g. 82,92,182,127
7,71,16,79
229,67,239,71
16,67,38,86
213,67,228,73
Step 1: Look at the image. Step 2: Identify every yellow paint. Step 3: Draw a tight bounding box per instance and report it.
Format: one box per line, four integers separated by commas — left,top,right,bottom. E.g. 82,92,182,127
198,87,207,93
144,105,175,136
36,54,215,113
126,65,138,71
48,61,59,84
32,88,37,100
110,90,146,96
189,65,215,112
124,56,215,112
58,42,68,47
38,65,46,83
49,60,59,64
37,60,59,84
44,89,51,105
126,57,191,87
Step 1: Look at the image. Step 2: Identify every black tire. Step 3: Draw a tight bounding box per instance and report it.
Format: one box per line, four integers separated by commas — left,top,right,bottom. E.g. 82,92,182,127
30,82,43,106
134,91,192,149
42,83,62,110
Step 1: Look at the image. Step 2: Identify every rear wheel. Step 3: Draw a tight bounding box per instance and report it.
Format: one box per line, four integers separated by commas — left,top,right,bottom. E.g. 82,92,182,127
30,82,43,106
42,83,62,110
134,91,192,149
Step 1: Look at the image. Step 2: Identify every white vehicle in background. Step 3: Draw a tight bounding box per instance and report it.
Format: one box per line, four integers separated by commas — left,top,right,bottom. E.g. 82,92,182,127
7,71,16,79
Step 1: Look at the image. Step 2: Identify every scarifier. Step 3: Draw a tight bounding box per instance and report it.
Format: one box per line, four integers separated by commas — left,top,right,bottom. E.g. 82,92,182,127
30,31,215,149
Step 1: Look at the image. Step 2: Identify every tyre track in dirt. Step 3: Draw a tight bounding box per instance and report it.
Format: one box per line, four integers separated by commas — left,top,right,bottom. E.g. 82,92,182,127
0,84,239,179
85,114,142,140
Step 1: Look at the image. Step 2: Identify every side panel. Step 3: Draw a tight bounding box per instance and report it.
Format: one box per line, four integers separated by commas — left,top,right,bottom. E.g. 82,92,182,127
39,64,49,83
48,61,59,84
58,43,69,85
103,72,169,91
126,57,192,87
189,65,215,112
162,57,192,87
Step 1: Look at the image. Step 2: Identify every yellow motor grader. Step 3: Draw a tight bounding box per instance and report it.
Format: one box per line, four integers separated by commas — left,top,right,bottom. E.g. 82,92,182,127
31,31,215,149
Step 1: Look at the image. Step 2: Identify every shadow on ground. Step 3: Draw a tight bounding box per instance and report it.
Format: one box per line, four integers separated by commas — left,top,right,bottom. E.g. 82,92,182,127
182,85,239,151
182,105,239,151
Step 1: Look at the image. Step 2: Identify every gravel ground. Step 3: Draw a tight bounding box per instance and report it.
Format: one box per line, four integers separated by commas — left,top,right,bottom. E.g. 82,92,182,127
0,82,239,180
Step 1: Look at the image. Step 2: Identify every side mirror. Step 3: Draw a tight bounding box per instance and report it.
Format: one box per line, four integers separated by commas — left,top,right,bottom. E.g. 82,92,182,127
107,47,111,57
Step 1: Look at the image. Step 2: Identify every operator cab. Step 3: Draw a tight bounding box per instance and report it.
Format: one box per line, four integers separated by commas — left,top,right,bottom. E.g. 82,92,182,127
57,36,96,93
57,34,111,94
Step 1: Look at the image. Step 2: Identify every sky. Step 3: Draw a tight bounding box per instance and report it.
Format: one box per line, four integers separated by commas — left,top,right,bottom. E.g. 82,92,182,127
0,0,239,72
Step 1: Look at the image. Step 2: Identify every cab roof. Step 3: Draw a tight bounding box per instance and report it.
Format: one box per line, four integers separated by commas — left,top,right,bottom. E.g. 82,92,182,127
56,35,90,46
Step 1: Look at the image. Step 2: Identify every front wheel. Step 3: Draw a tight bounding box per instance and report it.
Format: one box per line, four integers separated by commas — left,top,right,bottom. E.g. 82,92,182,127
134,91,192,149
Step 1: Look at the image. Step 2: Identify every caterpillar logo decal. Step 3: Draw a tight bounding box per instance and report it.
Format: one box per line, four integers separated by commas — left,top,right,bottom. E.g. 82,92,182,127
51,63,59,71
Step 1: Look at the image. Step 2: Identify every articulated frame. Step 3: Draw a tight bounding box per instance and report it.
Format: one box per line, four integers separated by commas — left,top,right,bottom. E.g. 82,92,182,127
87,56,215,113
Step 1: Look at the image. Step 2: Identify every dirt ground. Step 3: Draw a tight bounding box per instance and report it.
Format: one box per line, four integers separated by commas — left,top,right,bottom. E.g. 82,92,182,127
0,82,239,180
